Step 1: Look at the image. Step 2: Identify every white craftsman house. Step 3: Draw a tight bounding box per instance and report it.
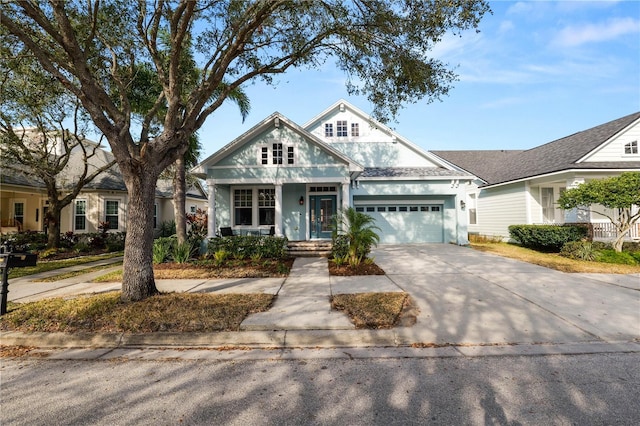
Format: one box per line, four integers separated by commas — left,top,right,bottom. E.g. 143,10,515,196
432,111,640,241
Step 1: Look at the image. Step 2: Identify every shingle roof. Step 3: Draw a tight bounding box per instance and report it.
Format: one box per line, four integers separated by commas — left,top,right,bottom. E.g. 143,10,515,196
361,167,473,178
430,150,523,183
434,111,640,186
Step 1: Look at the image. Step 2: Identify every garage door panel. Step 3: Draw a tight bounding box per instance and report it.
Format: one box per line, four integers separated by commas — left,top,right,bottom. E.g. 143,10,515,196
357,203,444,244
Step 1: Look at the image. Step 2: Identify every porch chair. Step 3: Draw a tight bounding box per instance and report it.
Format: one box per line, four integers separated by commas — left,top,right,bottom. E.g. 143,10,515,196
219,227,235,237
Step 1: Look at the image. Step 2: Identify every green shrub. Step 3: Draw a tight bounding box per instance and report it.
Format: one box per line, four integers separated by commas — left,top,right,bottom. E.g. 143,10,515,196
153,237,173,264
622,241,640,253
597,250,639,265
105,232,126,252
172,241,193,263
508,224,589,252
560,241,598,261
207,236,288,260
213,250,230,267
331,234,349,260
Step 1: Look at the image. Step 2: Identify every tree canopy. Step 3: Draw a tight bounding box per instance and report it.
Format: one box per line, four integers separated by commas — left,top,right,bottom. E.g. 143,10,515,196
557,172,640,252
1,0,490,301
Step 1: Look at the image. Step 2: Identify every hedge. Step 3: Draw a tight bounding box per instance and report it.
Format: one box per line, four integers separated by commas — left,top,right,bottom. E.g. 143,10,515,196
207,235,288,259
508,224,589,251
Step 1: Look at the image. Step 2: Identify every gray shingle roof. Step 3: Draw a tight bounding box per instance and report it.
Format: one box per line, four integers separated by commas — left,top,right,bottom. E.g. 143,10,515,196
361,167,473,178
434,111,640,186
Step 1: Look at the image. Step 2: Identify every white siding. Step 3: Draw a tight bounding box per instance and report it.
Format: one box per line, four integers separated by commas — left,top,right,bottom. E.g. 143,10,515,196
580,120,640,162
474,183,528,239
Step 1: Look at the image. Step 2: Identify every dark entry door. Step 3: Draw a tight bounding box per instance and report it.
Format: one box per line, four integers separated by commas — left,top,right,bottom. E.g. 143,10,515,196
309,195,336,239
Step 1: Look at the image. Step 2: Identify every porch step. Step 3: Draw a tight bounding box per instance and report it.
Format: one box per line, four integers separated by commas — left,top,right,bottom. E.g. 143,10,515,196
287,240,333,258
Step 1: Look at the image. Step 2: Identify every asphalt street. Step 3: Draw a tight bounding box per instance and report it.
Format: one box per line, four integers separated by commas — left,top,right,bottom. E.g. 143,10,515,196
2,352,639,425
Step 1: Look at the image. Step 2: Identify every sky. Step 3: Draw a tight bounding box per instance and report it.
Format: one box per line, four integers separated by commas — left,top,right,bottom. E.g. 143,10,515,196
198,0,640,159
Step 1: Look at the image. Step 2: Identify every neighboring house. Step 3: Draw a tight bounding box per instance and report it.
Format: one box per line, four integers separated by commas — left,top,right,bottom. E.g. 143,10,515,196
0,138,207,236
194,100,473,244
432,112,640,240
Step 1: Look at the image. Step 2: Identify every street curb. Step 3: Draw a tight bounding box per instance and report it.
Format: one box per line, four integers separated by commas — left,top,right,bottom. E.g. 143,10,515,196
2,330,640,356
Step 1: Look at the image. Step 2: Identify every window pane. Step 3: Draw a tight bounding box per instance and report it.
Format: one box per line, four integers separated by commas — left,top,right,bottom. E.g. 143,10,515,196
235,208,252,225
272,143,283,164
75,200,86,230
259,208,275,225
106,201,118,229
324,123,333,137
261,147,268,164
351,123,359,137
337,120,348,137
287,146,294,164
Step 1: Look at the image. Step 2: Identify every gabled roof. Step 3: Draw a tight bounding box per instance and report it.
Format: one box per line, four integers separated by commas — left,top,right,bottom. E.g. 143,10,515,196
434,111,640,187
193,111,365,175
303,99,455,170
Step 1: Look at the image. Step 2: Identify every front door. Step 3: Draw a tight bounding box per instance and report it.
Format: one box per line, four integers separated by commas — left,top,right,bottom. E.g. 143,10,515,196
309,195,336,239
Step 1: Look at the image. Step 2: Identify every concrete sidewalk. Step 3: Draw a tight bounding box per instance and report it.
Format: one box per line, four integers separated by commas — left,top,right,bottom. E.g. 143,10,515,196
2,245,639,353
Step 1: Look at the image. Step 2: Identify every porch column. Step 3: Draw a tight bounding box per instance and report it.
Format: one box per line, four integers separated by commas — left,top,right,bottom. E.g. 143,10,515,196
275,183,283,236
207,180,216,239
341,182,350,212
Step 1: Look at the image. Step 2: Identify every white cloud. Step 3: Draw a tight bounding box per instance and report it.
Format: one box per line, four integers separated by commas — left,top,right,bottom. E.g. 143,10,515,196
498,20,514,34
553,17,640,47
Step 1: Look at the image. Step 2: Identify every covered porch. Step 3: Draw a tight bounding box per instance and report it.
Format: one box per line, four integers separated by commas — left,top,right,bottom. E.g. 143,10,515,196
206,179,351,241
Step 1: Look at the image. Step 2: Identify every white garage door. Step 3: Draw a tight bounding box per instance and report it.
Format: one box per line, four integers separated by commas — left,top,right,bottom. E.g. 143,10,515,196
355,203,444,244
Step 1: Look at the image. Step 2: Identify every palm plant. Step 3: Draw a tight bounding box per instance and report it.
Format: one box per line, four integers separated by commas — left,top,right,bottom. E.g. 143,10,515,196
335,207,381,267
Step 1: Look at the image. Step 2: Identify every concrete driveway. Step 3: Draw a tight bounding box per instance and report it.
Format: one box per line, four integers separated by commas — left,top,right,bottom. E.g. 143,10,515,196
372,244,640,346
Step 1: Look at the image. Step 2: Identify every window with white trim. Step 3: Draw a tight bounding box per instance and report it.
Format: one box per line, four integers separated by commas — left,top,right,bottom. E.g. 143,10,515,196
541,188,555,223
75,200,87,231
351,123,359,137
272,143,283,164
337,120,348,137
325,123,333,137
261,146,269,164
624,140,638,155
468,193,477,225
287,146,294,165
105,200,119,230
13,201,24,228
234,189,252,225
258,188,275,225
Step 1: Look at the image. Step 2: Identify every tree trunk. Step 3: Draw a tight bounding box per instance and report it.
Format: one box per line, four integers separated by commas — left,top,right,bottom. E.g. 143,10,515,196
613,224,629,253
121,168,160,302
45,206,61,249
174,156,187,245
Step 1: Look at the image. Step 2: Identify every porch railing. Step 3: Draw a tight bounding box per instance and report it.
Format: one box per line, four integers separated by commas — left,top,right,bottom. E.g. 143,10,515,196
592,222,640,240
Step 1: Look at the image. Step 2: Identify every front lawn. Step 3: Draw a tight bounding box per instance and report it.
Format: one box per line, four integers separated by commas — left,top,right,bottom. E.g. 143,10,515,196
471,242,640,274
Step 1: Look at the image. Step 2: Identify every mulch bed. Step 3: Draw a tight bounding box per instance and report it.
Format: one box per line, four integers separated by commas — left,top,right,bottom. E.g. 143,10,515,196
153,258,294,279
328,260,385,276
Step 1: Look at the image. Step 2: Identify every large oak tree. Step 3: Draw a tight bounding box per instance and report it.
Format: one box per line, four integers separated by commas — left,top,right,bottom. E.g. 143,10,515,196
1,0,490,301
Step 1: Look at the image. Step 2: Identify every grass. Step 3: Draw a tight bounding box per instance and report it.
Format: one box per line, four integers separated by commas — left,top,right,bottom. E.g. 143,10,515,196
37,263,123,282
0,292,274,333
7,252,123,279
471,242,640,274
331,292,409,329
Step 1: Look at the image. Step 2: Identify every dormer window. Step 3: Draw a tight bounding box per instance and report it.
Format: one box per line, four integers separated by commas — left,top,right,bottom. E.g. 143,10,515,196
624,140,638,155
324,123,333,137
337,120,348,137
351,123,359,137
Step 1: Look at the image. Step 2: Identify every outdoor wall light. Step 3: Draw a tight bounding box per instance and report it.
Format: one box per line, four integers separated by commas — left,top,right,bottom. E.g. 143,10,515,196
299,196,304,206
460,200,466,210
